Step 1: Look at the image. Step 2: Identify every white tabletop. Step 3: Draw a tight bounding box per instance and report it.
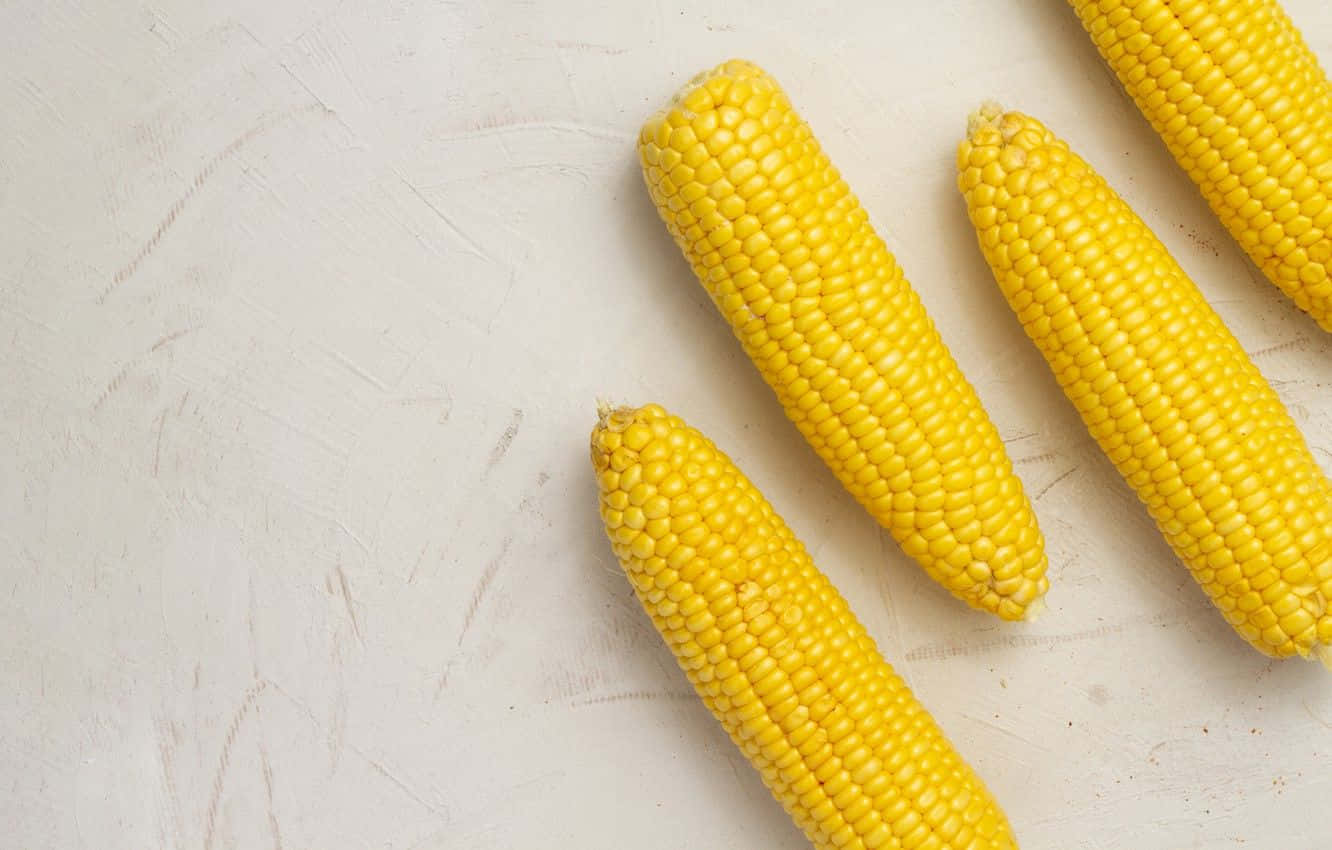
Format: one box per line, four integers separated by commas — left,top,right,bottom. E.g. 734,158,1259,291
6,1,1332,848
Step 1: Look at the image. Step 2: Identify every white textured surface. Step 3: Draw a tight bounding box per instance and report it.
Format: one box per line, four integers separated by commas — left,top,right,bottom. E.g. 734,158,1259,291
5,1,1332,848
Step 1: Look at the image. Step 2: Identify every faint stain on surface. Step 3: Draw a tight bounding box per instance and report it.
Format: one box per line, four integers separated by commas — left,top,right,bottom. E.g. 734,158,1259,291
486,408,524,471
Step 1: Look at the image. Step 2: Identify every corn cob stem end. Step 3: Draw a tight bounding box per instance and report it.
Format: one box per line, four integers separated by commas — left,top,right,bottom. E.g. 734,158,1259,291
966,100,1004,137
967,101,1024,141
590,400,642,471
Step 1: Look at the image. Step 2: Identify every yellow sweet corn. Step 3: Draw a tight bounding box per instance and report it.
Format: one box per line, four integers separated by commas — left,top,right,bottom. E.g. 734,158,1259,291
591,402,1019,849
638,59,1048,620
958,105,1332,661
1068,0,1332,332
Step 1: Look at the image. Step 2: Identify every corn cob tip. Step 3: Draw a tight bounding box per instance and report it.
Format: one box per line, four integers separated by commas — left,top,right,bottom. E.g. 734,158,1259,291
590,403,674,475
963,103,1036,174
965,101,1006,139
682,57,765,89
639,57,773,147
590,401,636,472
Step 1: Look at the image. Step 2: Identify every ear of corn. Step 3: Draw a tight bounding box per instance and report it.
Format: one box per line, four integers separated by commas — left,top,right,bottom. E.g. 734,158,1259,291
592,402,1019,849
958,106,1332,661
1068,0,1332,332
638,59,1048,621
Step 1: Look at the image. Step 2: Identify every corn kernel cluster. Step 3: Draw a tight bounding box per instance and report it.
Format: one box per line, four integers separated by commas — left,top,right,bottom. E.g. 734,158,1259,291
959,107,1332,659
592,403,1018,850
638,59,1048,620
1070,0,1332,332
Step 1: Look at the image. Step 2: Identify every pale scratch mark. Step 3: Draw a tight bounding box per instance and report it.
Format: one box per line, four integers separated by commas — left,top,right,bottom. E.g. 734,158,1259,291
279,62,336,116
1034,464,1080,502
424,162,593,189
962,711,1050,752
286,0,352,50
550,40,628,55
397,175,488,261
1014,450,1059,466
396,393,453,423
457,537,513,647
101,104,327,302
329,348,391,392
550,40,585,117
1250,337,1310,360
486,409,524,471
329,646,348,770
347,744,450,819
266,679,317,726
176,389,191,416
226,389,348,460
91,360,137,411
907,623,1127,662
1003,432,1038,444
257,737,283,850
102,125,264,302
335,563,362,642
151,327,193,351
436,120,632,145
544,659,606,702
0,304,58,333
234,19,267,49
15,76,66,126
155,716,183,847
573,690,694,708
247,573,262,679
203,681,268,850
485,268,519,333
407,543,429,585
904,609,1198,662
332,517,370,555
145,11,182,48
153,409,167,477
505,769,566,799
1303,701,1332,730
94,330,193,413
434,656,459,700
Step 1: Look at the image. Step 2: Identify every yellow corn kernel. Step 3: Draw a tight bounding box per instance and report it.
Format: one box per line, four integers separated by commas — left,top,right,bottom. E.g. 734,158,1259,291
959,105,1332,662
591,403,1019,849
640,59,1048,620
1068,0,1332,332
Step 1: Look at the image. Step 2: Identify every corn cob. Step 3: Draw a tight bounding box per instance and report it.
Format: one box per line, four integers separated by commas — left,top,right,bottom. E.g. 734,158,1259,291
958,105,1332,661
1067,0,1332,332
638,59,1048,620
592,402,1018,849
